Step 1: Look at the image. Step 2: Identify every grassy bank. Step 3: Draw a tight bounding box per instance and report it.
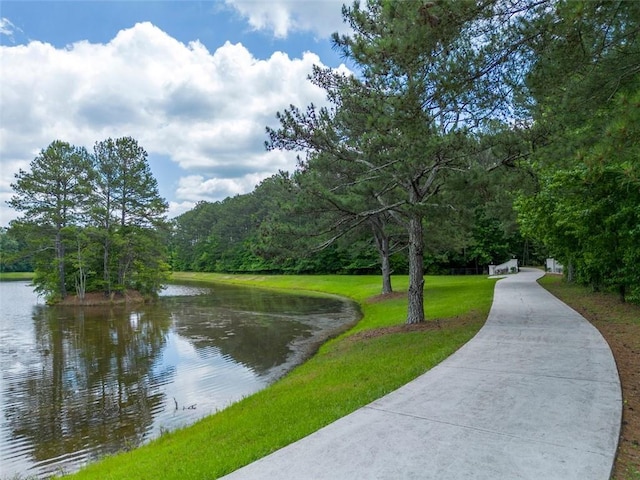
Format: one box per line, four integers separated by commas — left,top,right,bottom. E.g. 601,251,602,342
0,272,33,281
539,275,640,480
65,273,497,480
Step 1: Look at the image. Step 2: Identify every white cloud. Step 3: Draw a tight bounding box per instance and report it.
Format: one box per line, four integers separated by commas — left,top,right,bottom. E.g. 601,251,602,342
0,17,19,39
0,22,349,225
224,0,348,39
168,200,197,220
175,165,279,203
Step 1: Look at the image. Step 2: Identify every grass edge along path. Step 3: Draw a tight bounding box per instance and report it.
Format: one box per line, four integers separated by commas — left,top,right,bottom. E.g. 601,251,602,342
539,274,640,480
64,273,497,480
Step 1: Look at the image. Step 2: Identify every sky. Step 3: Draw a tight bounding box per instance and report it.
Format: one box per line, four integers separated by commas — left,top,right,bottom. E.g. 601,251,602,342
0,0,353,226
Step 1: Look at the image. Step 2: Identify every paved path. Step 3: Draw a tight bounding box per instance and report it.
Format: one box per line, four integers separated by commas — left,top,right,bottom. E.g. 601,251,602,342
221,268,622,479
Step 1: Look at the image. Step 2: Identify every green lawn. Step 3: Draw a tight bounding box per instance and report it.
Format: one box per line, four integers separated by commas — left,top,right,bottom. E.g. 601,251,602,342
64,273,497,480
0,272,33,281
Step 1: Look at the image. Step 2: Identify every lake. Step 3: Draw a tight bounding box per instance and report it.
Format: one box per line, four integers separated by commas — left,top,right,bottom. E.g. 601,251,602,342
0,280,359,478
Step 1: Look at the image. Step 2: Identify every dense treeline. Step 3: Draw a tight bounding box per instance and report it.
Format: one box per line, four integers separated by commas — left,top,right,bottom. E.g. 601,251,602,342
6,137,169,302
0,227,32,272
515,1,640,303
168,170,534,277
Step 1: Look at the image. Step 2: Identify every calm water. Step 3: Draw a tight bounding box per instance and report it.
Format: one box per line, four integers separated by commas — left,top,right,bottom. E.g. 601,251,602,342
0,281,359,478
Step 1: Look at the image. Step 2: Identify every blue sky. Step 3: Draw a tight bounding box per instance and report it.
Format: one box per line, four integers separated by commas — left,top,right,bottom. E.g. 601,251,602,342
0,1,352,226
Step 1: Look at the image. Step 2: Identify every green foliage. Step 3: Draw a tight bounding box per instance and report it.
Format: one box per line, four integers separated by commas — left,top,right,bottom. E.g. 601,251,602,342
169,201,220,271
516,1,640,301
93,137,167,229
0,227,32,272
517,139,640,301
8,141,94,299
8,141,94,228
263,1,538,321
7,138,169,301
169,173,389,276
165,2,553,286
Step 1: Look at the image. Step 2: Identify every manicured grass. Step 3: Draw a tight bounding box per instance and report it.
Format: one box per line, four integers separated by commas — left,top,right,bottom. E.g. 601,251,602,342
0,272,33,281
64,273,497,480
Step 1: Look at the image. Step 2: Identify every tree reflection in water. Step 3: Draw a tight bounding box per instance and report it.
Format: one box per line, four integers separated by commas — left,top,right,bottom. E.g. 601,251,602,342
165,283,352,375
0,282,358,478
4,303,173,474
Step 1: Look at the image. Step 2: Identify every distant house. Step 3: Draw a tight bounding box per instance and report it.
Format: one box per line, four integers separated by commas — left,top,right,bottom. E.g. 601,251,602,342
488,258,519,276
546,258,563,274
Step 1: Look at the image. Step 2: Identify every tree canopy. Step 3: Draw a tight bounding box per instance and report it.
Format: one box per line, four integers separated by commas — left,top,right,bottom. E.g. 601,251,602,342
266,0,539,323
515,0,640,302
7,137,169,302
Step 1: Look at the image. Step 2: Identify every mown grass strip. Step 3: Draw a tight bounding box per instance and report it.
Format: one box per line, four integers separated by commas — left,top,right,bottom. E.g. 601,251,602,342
0,272,33,281
65,273,497,480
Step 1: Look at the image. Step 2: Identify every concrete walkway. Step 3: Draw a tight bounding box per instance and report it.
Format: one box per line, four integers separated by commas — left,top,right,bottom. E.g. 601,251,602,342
221,268,622,479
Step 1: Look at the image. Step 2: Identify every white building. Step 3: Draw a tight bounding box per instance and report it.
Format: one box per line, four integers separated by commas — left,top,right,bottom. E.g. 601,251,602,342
488,258,519,276
546,258,563,274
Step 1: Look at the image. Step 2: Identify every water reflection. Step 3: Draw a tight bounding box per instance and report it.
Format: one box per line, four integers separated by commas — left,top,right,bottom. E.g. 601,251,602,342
165,283,350,376
0,281,358,478
3,297,174,476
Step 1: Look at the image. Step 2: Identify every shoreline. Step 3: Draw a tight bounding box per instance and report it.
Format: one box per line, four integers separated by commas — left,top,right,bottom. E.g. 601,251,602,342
65,273,496,480
55,290,147,306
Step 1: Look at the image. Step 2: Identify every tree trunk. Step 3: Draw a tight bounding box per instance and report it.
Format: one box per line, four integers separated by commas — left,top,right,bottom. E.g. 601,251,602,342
56,229,67,299
103,233,111,296
380,235,393,295
567,261,576,283
118,258,129,291
619,284,626,303
118,242,133,292
372,221,393,295
76,238,86,300
406,212,425,324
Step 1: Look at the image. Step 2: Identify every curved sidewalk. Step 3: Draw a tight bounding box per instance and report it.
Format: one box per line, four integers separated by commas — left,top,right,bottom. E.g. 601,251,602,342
221,268,622,479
